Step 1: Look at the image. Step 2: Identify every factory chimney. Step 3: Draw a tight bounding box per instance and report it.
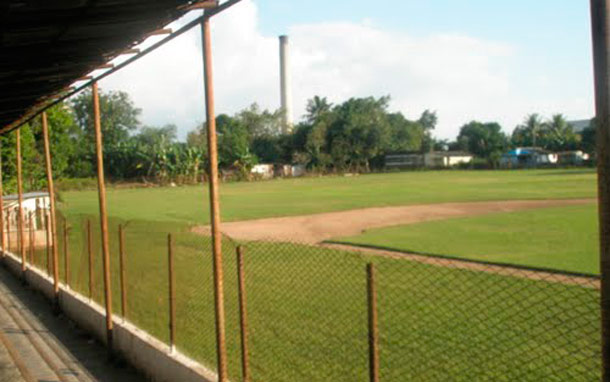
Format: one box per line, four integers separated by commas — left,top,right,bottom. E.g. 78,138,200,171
279,35,293,133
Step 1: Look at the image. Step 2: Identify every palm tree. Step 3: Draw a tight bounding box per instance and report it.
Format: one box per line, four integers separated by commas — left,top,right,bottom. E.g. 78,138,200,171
306,96,332,123
523,114,543,147
544,114,576,151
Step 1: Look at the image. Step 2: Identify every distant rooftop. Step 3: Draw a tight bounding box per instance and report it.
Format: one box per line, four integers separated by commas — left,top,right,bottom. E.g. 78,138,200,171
3,192,50,201
569,119,592,133
506,147,552,156
432,151,472,157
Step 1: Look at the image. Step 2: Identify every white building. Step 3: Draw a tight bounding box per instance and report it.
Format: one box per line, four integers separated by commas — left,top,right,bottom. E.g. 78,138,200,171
386,151,473,169
424,152,474,168
385,153,425,168
557,150,590,165
3,192,50,232
251,164,274,180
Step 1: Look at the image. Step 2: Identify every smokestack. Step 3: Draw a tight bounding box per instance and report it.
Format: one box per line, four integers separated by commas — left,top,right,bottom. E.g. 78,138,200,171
279,35,293,133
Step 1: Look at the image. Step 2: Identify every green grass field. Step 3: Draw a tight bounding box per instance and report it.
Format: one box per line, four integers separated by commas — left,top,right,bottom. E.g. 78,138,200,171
336,204,600,275
26,224,600,381
30,169,599,380
58,169,596,224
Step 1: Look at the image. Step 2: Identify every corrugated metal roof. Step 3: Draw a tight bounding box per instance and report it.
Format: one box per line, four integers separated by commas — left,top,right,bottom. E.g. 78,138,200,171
0,0,204,133
3,192,50,201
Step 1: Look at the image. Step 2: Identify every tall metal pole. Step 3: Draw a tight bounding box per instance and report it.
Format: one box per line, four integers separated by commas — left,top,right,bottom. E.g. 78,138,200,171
592,1,610,380
45,213,50,275
366,263,379,382
87,219,94,300
42,112,60,294
236,246,250,382
92,82,113,350
6,213,10,253
63,218,69,288
119,225,127,319
15,129,26,274
28,212,34,265
168,234,175,352
201,16,228,381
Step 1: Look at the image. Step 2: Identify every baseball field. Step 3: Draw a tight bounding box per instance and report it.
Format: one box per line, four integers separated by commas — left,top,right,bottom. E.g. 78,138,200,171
27,168,598,381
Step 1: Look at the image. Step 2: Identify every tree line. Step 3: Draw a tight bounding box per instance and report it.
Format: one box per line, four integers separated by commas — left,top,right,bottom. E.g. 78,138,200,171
0,88,595,192
452,113,595,167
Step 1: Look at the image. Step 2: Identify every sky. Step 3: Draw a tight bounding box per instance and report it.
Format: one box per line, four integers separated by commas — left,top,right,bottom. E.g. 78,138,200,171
97,0,594,141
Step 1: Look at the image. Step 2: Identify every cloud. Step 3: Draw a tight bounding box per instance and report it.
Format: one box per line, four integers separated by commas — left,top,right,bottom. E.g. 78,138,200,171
100,0,593,140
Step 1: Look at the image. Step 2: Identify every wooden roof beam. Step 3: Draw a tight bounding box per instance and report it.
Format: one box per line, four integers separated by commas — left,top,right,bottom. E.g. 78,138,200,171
146,28,172,37
179,1,219,10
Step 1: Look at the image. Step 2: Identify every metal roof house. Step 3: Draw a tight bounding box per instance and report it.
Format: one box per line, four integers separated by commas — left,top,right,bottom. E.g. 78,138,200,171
569,119,593,134
500,147,558,168
3,192,50,232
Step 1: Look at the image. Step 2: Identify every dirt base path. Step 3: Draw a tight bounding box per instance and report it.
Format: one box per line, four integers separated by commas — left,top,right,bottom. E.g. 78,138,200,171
193,198,595,243
324,242,599,289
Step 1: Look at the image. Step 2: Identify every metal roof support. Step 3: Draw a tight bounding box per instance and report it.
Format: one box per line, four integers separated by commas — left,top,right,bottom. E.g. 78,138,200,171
41,112,60,299
15,129,26,276
147,28,173,36
192,2,242,380
179,0,219,11
591,0,610,380
2,0,245,135
200,15,228,381
92,81,114,353
205,0,242,18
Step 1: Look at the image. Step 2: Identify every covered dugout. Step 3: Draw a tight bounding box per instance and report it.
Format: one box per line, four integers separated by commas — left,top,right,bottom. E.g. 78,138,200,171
0,1,240,380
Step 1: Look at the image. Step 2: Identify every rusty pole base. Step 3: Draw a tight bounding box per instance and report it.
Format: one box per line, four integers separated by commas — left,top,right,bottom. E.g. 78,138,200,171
106,330,114,361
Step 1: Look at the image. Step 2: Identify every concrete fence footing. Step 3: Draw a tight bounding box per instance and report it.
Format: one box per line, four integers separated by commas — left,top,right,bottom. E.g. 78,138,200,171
1,250,218,382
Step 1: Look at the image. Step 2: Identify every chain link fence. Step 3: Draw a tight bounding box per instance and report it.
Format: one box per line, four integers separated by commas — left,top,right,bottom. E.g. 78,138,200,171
13,212,601,381
374,255,599,381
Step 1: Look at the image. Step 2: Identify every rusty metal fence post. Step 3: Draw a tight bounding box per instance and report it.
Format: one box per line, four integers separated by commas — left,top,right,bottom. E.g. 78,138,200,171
45,213,51,275
87,219,93,300
34,203,39,265
168,233,175,352
16,128,26,274
28,212,34,265
42,112,60,297
16,213,21,260
4,214,8,254
92,81,114,351
200,16,228,380
119,225,127,319
367,263,379,382
236,245,250,382
591,0,610,379
6,214,10,253
63,218,69,288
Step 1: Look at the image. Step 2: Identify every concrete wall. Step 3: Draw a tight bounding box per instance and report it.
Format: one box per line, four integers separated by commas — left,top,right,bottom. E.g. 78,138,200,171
251,164,274,179
447,156,473,166
1,251,218,382
5,231,48,249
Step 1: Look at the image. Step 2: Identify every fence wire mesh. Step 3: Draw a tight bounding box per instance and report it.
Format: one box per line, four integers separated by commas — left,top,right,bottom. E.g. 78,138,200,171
14,214,601,381
374,255,600,381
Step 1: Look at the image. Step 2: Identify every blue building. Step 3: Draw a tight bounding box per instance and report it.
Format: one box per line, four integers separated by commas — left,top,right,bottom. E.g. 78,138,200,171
500,147,558,168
